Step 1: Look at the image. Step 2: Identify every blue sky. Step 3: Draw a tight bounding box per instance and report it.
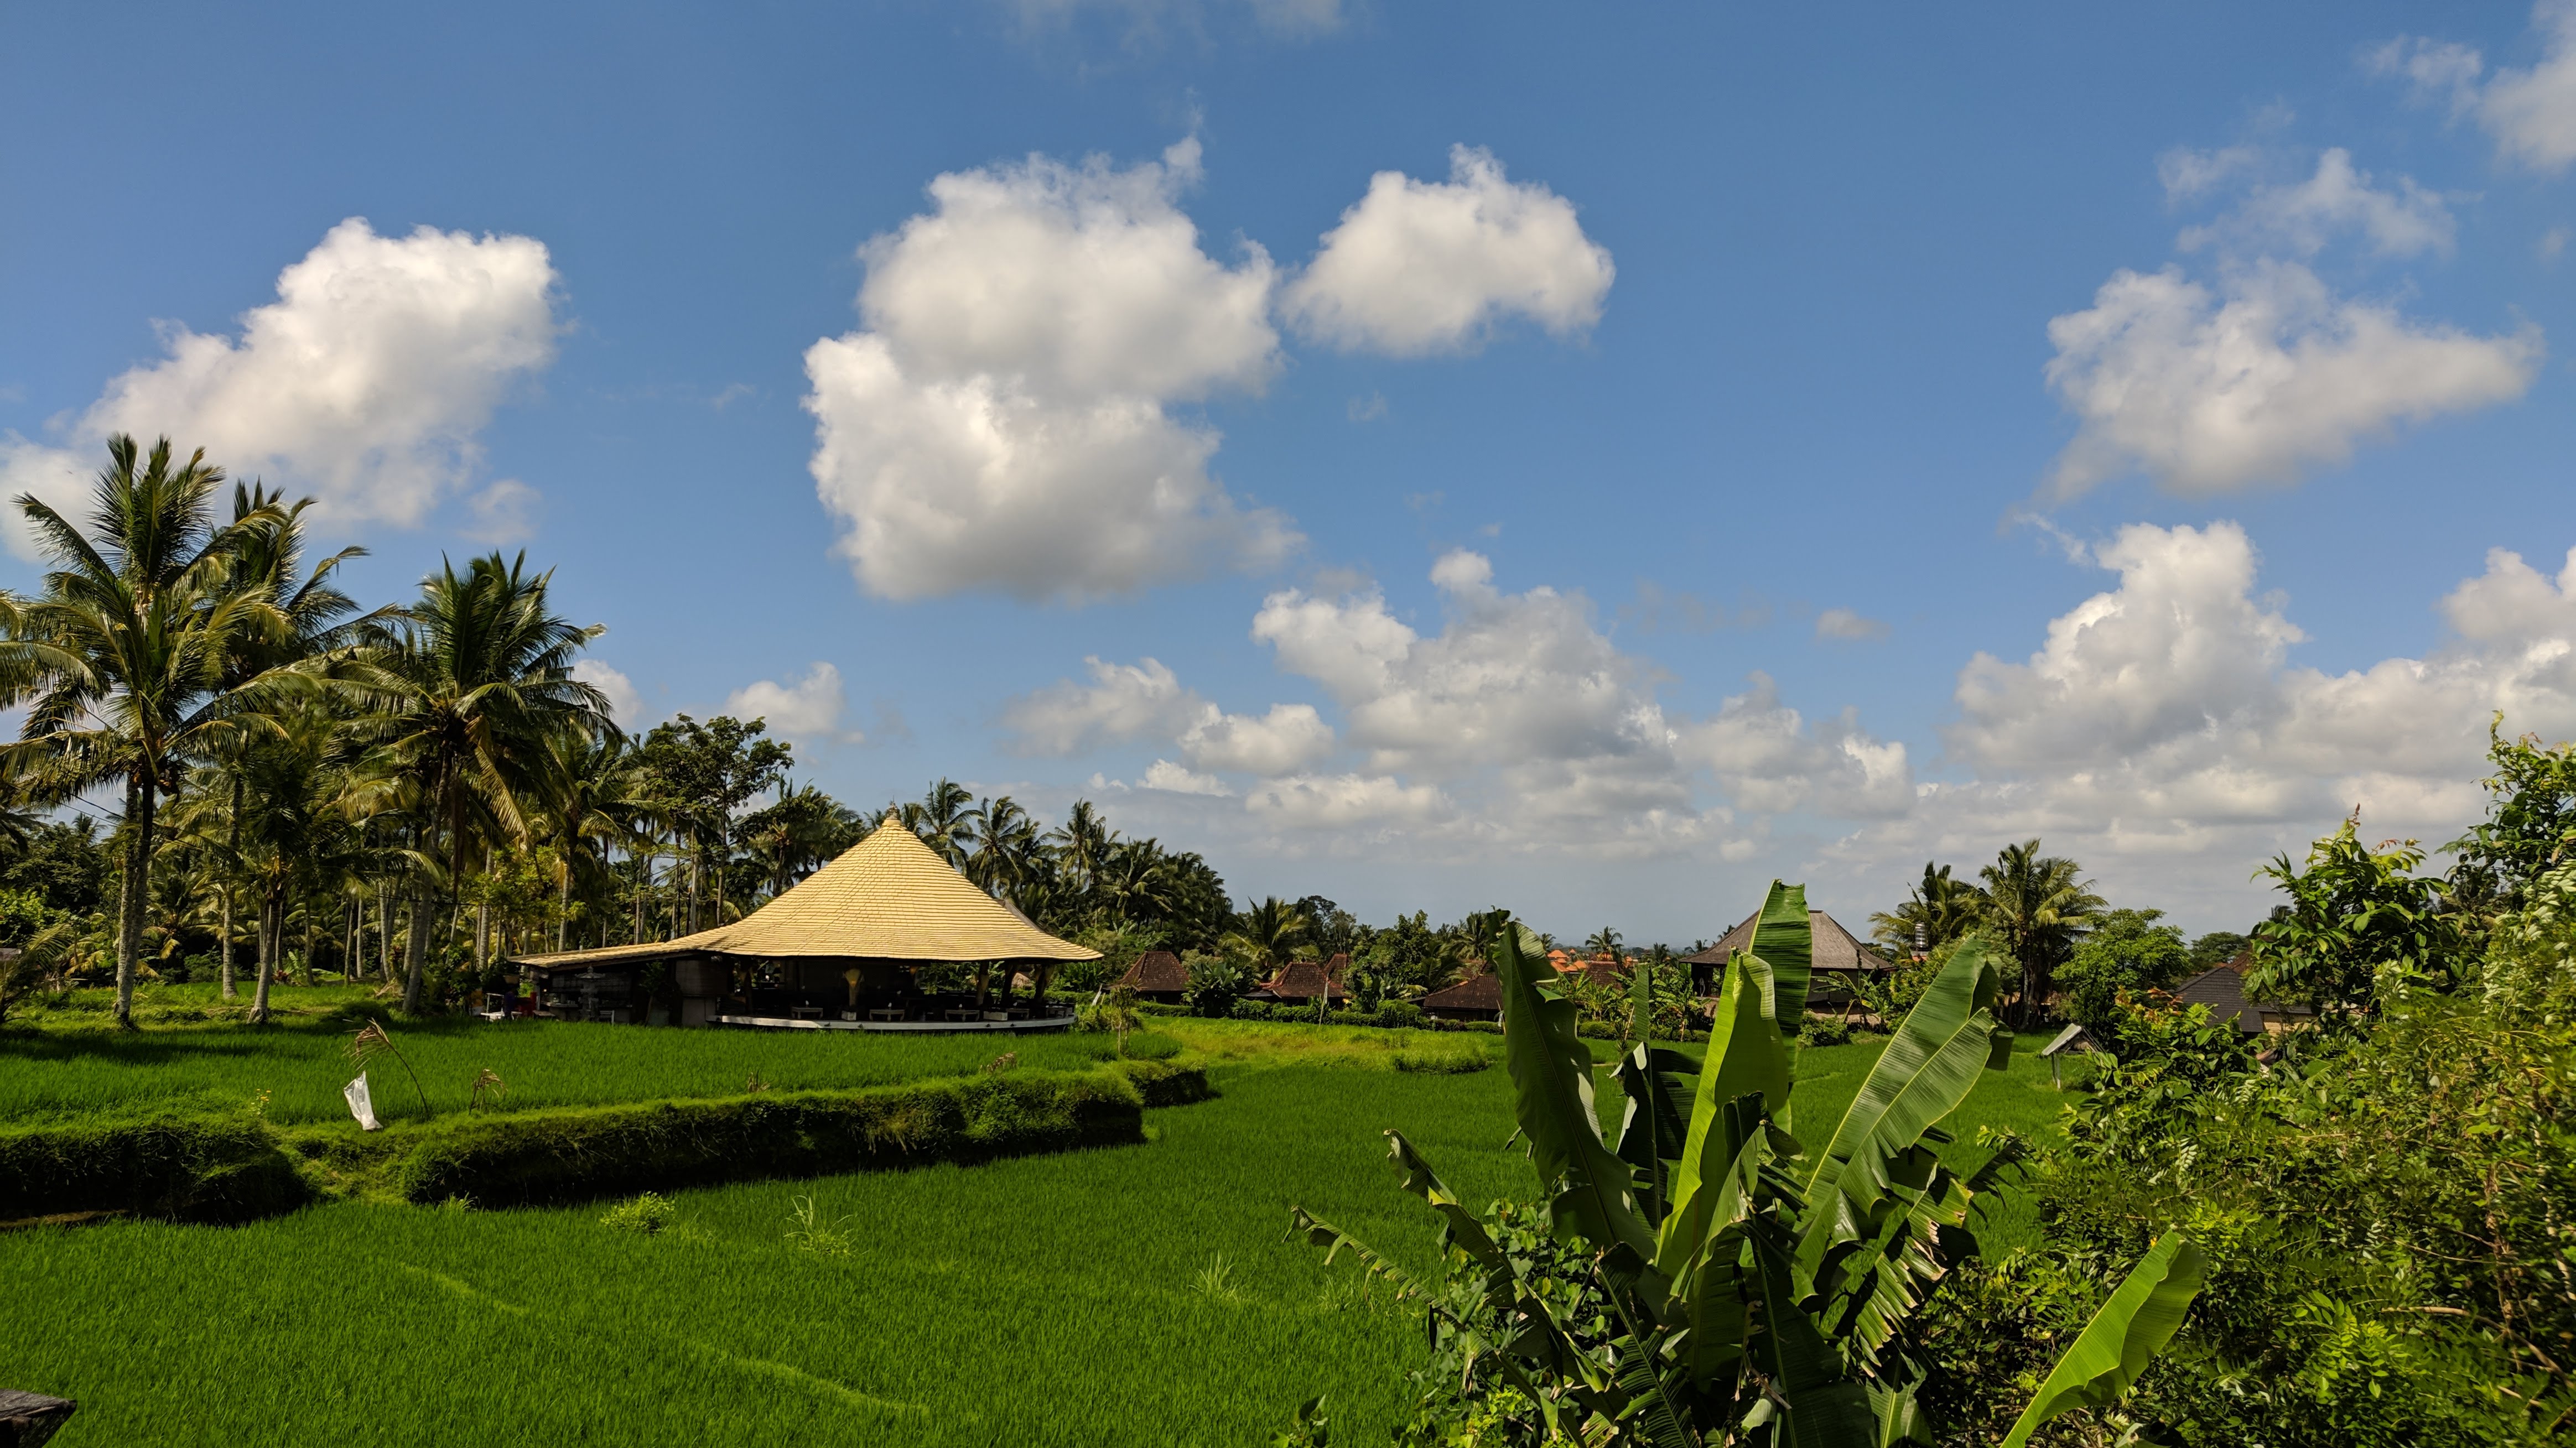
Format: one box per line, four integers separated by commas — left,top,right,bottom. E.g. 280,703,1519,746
6,2,2575,940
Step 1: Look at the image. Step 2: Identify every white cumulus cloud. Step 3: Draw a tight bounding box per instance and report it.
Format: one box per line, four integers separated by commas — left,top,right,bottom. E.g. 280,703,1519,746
803,140,1299,602
1139,759,1234,796
2175,148,2454,259
1815,608,1889,641
2375,4,2576,173
1245,773,1452,829
2044,261,2541,497
1283,145,1614,356
725,663,857,745
0,218,558,559
1825,523,2576,921
572,660,645,730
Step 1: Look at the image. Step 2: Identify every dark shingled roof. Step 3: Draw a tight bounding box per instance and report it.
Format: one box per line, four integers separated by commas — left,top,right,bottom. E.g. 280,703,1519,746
1682,910,1894,974
2168,966,2268,1034
1266,959,1347,1002
1422,971,1503,1012
1116,950,1188,994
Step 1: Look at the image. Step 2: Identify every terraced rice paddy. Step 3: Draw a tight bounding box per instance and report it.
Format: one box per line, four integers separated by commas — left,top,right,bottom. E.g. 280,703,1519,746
0,1002,2074,1446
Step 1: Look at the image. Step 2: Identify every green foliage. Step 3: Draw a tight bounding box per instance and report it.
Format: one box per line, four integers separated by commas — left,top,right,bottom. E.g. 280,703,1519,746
1185,950,1254,1017
2187,929,2251,971
1292,883,2196,1447
2035,971,2576,1445
1980,841,2106,1025
599,1190,680,1236
780,1192,851,1256
2058,908,2191,1031
2448,720,2576,915
2248,816,2464,1023
1871,860,1990,957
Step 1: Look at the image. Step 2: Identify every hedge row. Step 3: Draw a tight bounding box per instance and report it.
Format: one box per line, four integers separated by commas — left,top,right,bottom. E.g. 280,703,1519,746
0,1114,311,1225
1,1060,1212,1223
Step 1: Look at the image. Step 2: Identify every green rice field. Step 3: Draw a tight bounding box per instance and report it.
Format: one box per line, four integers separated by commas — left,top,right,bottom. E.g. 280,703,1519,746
0,1005,2075,1446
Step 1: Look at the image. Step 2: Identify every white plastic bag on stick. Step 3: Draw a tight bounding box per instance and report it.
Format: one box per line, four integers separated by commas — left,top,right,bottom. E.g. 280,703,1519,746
345,1072,382,1131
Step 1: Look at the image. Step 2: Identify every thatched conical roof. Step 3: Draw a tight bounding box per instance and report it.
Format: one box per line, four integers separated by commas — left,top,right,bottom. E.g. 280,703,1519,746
519,820,1098,967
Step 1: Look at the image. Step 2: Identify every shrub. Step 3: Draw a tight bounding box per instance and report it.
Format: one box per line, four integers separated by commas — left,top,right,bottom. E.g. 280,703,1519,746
398,1066,1152,1209
1372,1001,1426,1030
0,1114,310,1225
1228,998,1275,1022
1795,1016,1852,1048
1106,1059,1215,1108
599,1191,679,1235
1389,1048,1488,1075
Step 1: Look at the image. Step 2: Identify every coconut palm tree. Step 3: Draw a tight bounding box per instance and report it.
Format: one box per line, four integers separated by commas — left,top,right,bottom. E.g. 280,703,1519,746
903,778,977,868
0,436,292,1027
202,482,374,999
965,794,1043,905
1869,860,1990,959
1225,895,1314,975
544,729,648,951
1585,925,1623,961
347,552,609,1013
1979,840,2104,1025
228,705,368,1020
1043,800,1113,914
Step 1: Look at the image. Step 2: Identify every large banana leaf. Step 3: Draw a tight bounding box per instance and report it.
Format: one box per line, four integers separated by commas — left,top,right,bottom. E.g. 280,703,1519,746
1999,1233,2206,1448
1800,936,2004,1235
1747,1207,1879,1448
1616,1044,1698,1226
1744,881,1816,1029
1492,923,1657,1261
1384,1130,1504,1267
1655,954,1792,1277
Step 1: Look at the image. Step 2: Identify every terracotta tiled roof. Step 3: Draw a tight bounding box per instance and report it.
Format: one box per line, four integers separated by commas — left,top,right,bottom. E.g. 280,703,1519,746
1117,950,1189,994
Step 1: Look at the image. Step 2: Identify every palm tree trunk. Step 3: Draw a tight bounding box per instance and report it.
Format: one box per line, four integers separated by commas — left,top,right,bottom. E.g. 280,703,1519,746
220,774,242,999
112,770,155,1030
250,890,278,1023
557,857,572,952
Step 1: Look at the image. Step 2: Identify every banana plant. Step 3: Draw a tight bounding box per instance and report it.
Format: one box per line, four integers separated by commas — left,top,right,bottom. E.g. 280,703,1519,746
1291,882,2204,1446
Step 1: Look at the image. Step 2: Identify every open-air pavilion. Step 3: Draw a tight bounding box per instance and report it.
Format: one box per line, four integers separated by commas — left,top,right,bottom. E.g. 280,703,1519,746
510,820,1099,1034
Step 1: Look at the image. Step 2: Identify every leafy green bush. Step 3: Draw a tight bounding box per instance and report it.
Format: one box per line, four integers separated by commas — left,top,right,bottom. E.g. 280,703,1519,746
1372,1001,1425,1029
1388,1048,1488,1075
1793,1015,1852,1048
0,1113,310,1224
599,1191,680,1235
398,1067,1151,1208
1229,998,1276,1022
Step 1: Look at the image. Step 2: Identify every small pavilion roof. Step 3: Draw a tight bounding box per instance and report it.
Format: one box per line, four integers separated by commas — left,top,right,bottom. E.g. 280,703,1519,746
1684,910,1892,974
1265,960,1346,1002
1116,950,1190,994
1421,971,1503,1011
516,821,1098,968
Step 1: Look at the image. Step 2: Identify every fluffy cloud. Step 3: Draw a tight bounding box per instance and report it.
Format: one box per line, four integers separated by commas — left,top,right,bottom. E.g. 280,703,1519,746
1139,759,1233,796
1018,550,1904,852
1001,656,1336,774
804,141,1299,602
725,663,856,745
1815,608,1889,641
1245,773,1452,829
572,660,645,728
2375,4,2576,173
1181,702,1334,775
0,219,558,558
2175,148,2453,259
463,478,541,543
2044,261,2541,497
1824,523,2576,919
1283,145,1614,356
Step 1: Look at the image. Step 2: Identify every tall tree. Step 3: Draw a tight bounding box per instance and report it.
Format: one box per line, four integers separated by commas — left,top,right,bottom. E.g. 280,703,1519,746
204,482,371,999
634,715,790,933
1979,839,2104,1024
545,730,648,951
902,778,977,868
0,436,289,1027
350,552,609,1013
1869,860,1990,957
1226,895,1315,974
